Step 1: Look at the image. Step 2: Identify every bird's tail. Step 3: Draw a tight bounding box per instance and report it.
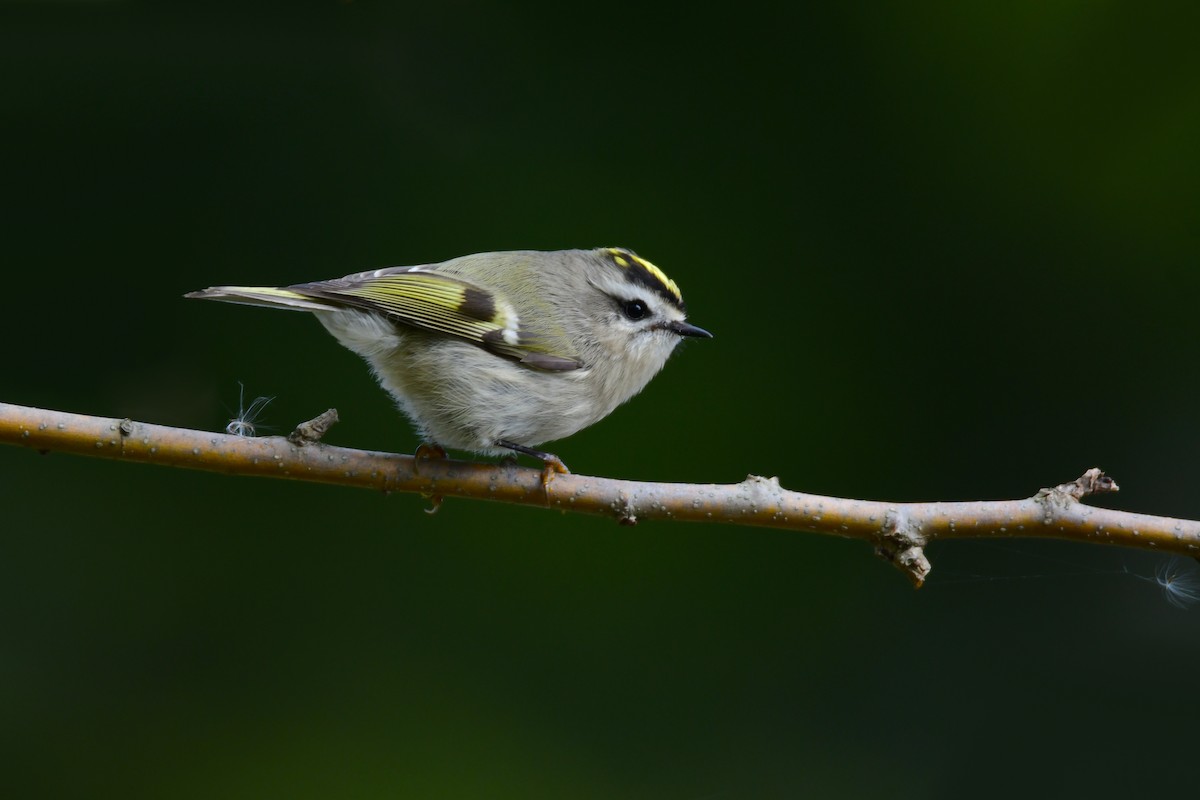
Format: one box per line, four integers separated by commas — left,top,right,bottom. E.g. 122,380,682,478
183,285,335,312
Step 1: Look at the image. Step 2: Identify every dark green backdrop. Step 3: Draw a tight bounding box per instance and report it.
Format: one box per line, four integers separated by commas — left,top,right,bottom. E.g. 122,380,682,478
3,3,1198,797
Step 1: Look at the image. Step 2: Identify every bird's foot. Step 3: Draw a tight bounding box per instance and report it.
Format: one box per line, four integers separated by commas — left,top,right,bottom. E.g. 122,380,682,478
495,440,570,491
413,442,448,513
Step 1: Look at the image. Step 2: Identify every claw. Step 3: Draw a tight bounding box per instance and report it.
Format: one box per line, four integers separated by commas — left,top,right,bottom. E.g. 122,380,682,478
539,454,570,489
493,439,570,496
414,443,448,512
413,442,448,476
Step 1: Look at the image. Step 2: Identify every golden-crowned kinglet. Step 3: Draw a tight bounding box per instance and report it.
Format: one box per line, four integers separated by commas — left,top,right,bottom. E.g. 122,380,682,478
186,247,711,468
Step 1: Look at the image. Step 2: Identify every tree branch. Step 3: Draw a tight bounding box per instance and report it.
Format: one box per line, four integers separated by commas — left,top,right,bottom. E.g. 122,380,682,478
3,401,1198,586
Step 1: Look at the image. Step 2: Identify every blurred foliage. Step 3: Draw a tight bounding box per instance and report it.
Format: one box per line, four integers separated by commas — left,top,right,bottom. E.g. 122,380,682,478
2,2,1198,797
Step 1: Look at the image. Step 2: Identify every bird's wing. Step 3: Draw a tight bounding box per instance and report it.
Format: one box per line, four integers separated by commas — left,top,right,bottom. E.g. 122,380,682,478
290,268,583,371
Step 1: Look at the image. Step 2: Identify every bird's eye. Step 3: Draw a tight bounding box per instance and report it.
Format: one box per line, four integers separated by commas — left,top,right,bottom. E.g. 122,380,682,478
620,299,650,321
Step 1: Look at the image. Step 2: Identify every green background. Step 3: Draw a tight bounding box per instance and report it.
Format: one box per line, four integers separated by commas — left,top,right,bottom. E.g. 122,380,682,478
3,2,1198,797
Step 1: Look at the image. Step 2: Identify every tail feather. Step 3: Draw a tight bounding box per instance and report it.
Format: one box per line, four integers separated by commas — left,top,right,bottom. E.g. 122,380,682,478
184,286,335,312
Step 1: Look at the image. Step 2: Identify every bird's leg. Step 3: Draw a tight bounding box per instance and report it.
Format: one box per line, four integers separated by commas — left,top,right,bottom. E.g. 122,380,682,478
495,440,570,488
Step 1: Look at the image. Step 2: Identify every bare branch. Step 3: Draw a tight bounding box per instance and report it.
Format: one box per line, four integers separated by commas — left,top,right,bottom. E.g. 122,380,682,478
3,401,1198,586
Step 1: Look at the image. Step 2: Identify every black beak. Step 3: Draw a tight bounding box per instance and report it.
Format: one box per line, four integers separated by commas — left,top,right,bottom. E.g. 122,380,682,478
666,320,713,339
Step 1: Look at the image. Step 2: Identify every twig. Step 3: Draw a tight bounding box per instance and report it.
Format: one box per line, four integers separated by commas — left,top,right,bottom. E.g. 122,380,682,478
288,408,339,446
2,401,1198,586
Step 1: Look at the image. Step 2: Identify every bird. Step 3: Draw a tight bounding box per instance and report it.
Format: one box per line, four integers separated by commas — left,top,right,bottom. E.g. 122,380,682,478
186,247,711,473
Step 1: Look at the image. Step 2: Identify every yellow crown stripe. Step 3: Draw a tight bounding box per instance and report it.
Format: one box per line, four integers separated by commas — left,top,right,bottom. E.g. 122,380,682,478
604,247,682,303
630,255,681,301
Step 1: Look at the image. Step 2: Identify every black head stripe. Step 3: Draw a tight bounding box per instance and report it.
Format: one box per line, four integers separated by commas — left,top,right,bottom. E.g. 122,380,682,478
603,248,685,312
625,262,685,311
